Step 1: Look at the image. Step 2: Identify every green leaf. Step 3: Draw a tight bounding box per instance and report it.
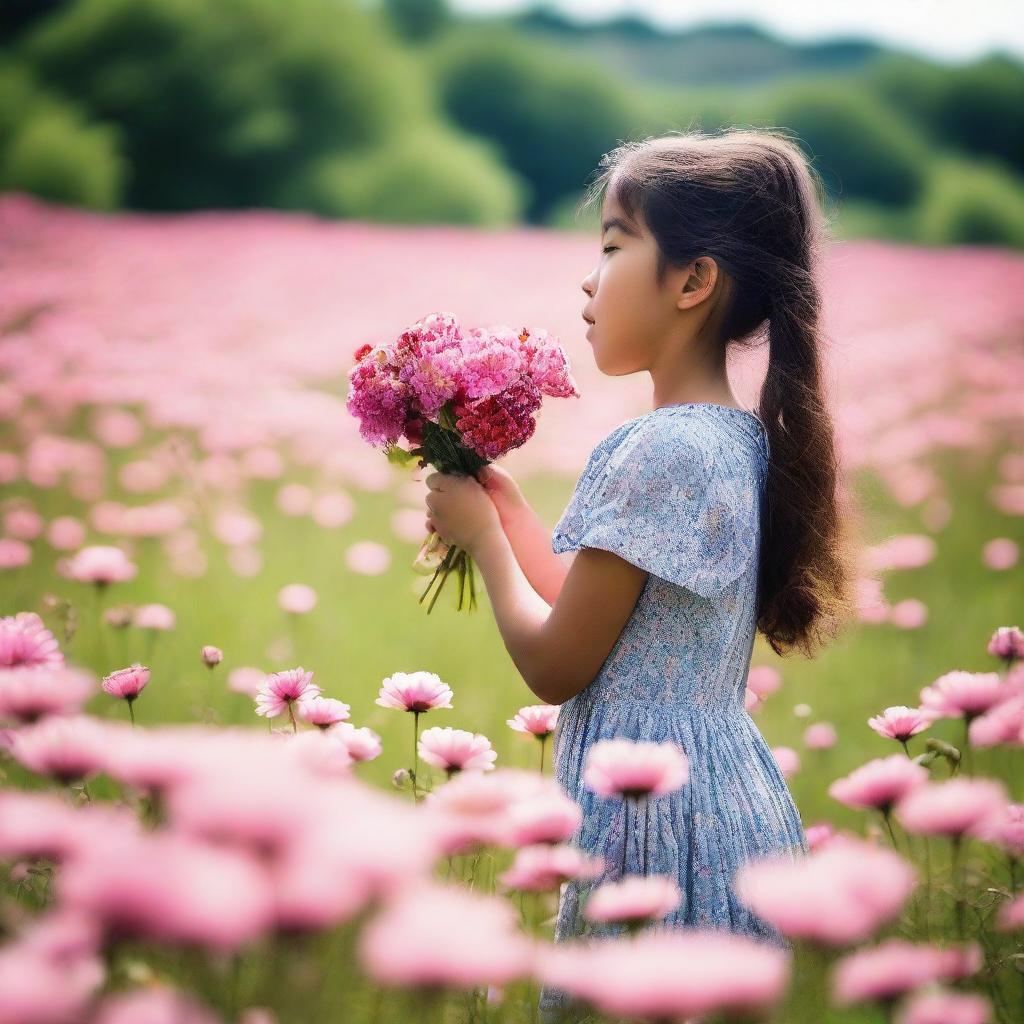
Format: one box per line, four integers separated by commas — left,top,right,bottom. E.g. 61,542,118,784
384,443,419,467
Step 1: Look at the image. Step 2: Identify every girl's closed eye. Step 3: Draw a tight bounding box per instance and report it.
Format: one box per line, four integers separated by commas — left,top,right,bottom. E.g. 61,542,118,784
602,245,617,254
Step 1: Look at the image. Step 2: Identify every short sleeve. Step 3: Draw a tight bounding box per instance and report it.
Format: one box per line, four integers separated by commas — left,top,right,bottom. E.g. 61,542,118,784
551,414,760,598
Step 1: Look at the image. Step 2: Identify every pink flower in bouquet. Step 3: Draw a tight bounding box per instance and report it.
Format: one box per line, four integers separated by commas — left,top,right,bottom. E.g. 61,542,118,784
507,704,559,738
894,778,1009,838
868,706,936,743
919,670,1009,720
59,545,137,585
584,875,682,925
0,666,95,722
418,726,496,776
895,989,991,1024
327,722,382,762
832,939,980,1006
102,663,150,701
583,738,689,799
498,843,604,893
988,625,1024,663
297,695,351,729
376,670,453,713
358,880,534,989
732,834,917,945
254,667,321,718
9,714,109,784
828,754,930,813
538,930,789,1021
0,611,63,669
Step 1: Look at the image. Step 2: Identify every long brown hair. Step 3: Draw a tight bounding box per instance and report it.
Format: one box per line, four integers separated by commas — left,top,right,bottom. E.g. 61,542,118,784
577,127,862,659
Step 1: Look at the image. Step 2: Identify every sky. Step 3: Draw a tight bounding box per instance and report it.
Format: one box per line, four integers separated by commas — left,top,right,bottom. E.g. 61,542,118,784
449,0,1024,63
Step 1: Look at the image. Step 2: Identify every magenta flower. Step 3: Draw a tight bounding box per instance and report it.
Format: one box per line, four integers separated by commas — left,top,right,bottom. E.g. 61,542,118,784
376,670,453,713
828,754,930,814
0,611,64,669
867,706,935,746
9,714,110,784
539,930,789,1021
894,778,1009,838
733,834,917,946
583,874,682,926
254,667,321,723
357,880,534,989
987,625,1024,664
919,670,1009,721
101,664,150,700
498,843,604,893
895,988,992,1024
832,939,980,1006
59,545,137,586
297,695,351,729
327,722,382,762
419,726,497,777
0,666,95,723
583,738,689,798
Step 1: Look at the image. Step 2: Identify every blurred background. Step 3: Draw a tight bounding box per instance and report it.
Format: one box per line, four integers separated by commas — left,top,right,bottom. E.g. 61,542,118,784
2,0,1024,246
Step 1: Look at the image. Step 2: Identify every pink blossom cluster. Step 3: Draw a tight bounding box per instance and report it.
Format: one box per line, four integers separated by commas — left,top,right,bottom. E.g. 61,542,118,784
345,312,579,459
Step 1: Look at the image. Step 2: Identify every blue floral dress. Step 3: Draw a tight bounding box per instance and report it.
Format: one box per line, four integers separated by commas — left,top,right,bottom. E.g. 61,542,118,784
538,402,808,1018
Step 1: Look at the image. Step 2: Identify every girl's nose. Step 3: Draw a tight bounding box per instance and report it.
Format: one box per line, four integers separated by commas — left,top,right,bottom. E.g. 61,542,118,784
581,274,594,297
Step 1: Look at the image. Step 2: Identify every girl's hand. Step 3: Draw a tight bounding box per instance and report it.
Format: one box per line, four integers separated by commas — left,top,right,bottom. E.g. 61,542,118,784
424,471,502,556
478,464,529,525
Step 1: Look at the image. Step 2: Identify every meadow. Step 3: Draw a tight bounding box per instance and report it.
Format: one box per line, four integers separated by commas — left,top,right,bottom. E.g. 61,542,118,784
1,190,1023,1022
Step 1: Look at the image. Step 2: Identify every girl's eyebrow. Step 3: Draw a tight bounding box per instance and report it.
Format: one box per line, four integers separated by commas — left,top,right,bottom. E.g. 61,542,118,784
601,216,641,239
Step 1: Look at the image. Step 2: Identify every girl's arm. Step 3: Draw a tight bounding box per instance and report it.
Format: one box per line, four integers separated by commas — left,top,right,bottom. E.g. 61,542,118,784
478,465,572,605
468,524,647,706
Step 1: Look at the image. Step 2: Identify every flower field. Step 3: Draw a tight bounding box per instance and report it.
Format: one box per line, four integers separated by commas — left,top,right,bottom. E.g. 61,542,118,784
1,191,1024,1023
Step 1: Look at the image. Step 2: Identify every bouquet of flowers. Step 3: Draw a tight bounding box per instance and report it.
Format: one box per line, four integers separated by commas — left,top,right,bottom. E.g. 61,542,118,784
345,311,579,613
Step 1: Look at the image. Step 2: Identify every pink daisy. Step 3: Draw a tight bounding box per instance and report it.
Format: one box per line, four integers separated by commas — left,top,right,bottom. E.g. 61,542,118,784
583,875,682,926
0,612,64,670
895,989,991,1024
326,722,382,762
0,666,95,723
376,670,453,713
296,695,351,729
507,704,559,738
498,843,604,893
101,664,150,701
9,714,110,784
828,754,930,813
867,706,936,744
894,778,1009,838
254,667,321,718
583,738,689,799
59,545,137,585
919,670,1010,720
418,726,496,776
988,625,1024,664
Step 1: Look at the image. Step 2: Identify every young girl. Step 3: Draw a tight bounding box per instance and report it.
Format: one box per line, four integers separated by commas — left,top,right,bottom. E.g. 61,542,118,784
423,128,857,1016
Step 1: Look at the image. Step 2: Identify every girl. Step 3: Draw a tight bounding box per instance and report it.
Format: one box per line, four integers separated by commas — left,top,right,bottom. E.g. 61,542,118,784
423,128,858,1017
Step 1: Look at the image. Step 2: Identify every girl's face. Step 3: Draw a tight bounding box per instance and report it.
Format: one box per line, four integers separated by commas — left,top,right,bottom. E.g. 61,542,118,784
580,196,679,376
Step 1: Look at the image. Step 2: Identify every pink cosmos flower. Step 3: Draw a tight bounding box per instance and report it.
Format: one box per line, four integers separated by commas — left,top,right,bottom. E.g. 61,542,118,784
0,537,31,568
983,538,1018,571
283,728,355,778
747,665,782,698
228,666,266,698
893,778,1009,838
805,822,838,851
968,693,1024,747
583,739,689,799
971,801,1024,856
59,544,137,585
0,611,64,669
804,721,838,749
0,940,102,1024
498,843,604,893
832,939,981,1005
376,670,453,713
9,714,110,784
583,874,682,925
357,880,535,989
828,754,930,813
772,745,800,778
919,670,1009,720
200,645,222,667
58,828,274,951
278,583,317,614
327,721,383,762
538,930,789,1020
499,791,583,847
132,603,176,630
732,834,917,945
0,666,95,722
46,516,87,551
102,663,150,701
345,540,391,575
91,987,222,1024
296,695,351,729
868,706,935,743
418,726,496,775
895,988,992,1024
507,704,559,737
254,667,321,718
988,625,1024,663
997,891,1024,930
